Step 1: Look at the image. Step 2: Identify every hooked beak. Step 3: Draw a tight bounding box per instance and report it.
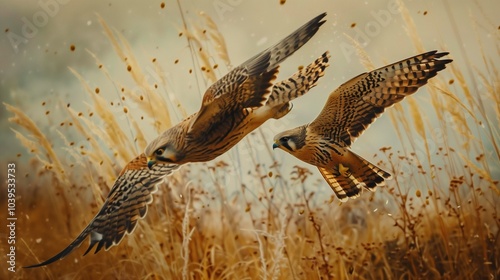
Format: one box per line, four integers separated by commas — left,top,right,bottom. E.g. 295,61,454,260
272,142,279,150
147,157,156,169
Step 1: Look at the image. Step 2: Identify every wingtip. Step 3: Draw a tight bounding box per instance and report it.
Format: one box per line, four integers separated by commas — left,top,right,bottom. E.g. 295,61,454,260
431,51,453,63
23,222,96,268
316,12,327,20
24,230,105,268
313,12,328,28
23,249,71,268
23,263,44,269
302,12,327,34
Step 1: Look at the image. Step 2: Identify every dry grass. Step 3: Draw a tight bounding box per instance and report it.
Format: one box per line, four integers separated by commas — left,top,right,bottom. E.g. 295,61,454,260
2,5,499,280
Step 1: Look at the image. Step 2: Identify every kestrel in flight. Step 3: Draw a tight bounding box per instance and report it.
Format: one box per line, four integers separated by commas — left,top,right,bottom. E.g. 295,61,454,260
273,50,452,201
26,13,329,267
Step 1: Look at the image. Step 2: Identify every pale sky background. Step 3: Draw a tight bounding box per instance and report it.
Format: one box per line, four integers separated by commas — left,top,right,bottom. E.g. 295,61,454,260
0,0,498,184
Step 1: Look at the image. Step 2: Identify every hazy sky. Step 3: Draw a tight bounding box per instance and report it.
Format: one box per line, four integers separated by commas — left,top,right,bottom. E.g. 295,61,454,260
1,0,498,178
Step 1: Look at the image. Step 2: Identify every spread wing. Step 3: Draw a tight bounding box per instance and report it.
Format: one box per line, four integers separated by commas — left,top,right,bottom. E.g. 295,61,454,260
309,50,452,147
24,154,179,268
187,13,327,138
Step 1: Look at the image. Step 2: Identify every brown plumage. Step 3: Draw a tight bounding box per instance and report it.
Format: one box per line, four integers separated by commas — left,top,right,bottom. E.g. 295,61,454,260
25,13,329,267
274,50,452,201
144,13,329,165
24,154,179,268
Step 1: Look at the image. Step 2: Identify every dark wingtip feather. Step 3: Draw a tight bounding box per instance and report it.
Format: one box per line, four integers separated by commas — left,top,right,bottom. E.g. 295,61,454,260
245,12,327,76
23,229,91,268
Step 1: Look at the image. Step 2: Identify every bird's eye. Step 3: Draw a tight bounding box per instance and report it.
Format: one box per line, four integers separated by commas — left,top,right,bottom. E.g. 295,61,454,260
281,137,289,142
155,148,164,156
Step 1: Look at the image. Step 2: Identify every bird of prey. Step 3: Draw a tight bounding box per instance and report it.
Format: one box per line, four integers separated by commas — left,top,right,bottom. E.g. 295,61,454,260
273,50,452,201
25,13,329,267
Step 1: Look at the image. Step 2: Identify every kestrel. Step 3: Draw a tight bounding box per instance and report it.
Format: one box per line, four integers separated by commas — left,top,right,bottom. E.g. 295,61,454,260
26,13,329,267
144,13,328,166
273,50,452,201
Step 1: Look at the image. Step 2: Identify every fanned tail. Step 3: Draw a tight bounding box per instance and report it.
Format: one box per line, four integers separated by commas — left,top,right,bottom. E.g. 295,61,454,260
318,151,391,202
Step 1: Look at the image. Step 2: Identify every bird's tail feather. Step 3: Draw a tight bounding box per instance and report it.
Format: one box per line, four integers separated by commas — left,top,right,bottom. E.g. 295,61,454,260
267,51,330,113
318,151,391,202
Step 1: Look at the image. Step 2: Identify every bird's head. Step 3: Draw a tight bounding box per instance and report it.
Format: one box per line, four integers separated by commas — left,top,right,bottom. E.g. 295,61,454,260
273,126,307,154
145,135,184,169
